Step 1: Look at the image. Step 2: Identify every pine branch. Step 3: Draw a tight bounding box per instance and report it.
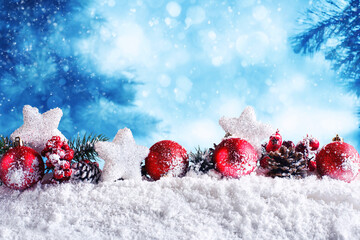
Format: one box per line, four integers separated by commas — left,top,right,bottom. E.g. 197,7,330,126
68,133,109,162
291,0,360,95
0,136,12,156
291,14,348,55
291,0,350,55
189,146,215,174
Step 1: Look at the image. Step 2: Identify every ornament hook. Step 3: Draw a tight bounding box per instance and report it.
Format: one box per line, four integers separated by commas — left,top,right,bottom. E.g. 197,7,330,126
332,134,343,142
224,132,232,138
14,137,23,147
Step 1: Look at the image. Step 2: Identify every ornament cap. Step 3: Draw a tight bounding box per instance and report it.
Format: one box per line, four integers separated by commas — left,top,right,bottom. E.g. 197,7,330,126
224,132,232,138
332,134,343,142
14,137,23,147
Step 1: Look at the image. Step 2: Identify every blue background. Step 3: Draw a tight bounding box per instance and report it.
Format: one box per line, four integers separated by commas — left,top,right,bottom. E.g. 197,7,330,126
1,0,358,150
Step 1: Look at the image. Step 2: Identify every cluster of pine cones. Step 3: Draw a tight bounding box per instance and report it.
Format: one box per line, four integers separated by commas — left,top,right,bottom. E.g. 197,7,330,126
260,131,319,178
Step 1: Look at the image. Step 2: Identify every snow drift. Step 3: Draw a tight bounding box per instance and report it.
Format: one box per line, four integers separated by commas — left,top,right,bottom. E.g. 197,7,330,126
0,174,359,239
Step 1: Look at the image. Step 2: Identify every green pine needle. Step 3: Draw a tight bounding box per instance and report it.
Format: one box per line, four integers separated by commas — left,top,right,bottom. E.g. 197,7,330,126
0,136,12,156
189,146,215,174
68,133,109,162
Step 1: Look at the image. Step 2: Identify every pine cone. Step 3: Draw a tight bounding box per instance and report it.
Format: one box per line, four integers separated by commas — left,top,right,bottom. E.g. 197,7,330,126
189,146,215,174
266,145,307,178
71,160,102,184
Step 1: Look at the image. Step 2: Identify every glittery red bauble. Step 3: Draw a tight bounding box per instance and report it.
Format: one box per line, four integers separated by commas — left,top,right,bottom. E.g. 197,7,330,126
213,138,258,178
309,137,320,151
145,140,189,180
316,140,360,182
0,146,44,190
266,130,282,153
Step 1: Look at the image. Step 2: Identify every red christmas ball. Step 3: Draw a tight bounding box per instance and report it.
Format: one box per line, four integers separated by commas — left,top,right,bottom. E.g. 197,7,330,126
308,160,316,172
213,138,258,178
145,140,189,180
266,130,282,153
0,143,44,190
309,137,320,151
316,135,360,182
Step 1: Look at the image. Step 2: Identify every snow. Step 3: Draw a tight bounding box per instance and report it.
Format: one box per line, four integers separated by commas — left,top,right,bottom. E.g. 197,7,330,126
10,105,66,153
164,156,187,177
0,175,360,239
342,156,360,175
48,153,68,173
95,128,149,181
6,164,28,188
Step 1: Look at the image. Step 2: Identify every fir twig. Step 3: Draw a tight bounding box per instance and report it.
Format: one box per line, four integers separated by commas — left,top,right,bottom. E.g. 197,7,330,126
0,136,12,156
189,146,215,174
68,133,109,162
291,0,360,95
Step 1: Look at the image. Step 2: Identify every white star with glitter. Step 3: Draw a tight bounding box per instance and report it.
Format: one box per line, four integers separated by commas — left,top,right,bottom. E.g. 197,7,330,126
10,105,66,153
219,106,274,152
95,128,149,182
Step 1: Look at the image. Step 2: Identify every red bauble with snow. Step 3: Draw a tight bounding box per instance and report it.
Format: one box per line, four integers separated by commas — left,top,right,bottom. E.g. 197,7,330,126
145,140,189,180
266,130,282,152
316,135,360,182
0,138,44,190
309,137,320,151
213,138,258,178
